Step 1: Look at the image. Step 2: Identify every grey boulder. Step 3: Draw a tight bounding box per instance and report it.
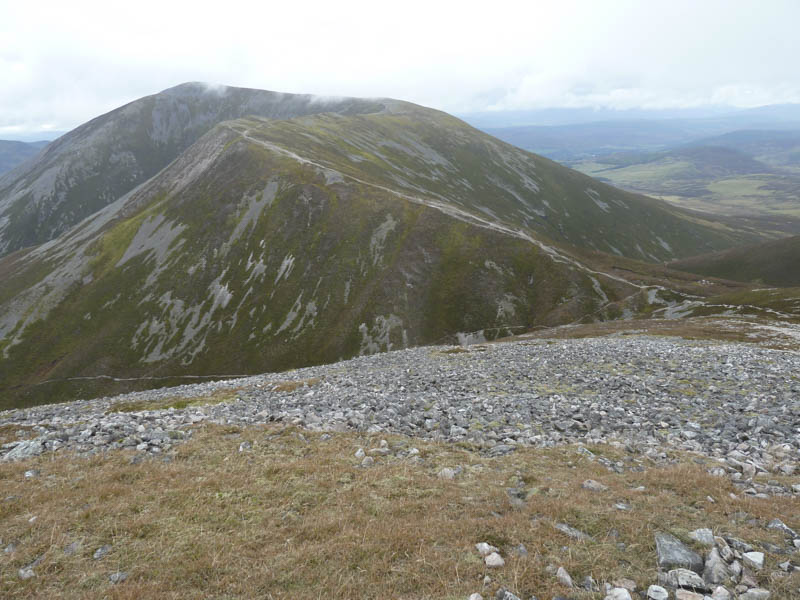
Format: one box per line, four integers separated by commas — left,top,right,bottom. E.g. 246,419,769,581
656,532,704,574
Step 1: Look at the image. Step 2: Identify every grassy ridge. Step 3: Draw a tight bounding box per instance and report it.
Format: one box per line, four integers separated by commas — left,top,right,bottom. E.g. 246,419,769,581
236,111,776,261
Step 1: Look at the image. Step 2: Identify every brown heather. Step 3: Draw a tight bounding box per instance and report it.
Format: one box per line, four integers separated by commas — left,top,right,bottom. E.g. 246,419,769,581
1,425,798,599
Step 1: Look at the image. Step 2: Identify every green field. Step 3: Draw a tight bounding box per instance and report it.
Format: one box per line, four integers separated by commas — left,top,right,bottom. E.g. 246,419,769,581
574,156,800,218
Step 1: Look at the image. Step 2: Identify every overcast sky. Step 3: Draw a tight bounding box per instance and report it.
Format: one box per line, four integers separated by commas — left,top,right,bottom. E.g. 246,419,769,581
2,0,799,138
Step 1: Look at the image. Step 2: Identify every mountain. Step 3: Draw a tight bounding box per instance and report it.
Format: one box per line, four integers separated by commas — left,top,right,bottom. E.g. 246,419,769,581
0,139,49,175
670,234,800,287
0,106,629,407
0,85,787,408
0,83,384,257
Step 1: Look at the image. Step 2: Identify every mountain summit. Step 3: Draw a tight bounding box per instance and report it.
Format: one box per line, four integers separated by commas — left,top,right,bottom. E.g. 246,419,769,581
0,83,384,257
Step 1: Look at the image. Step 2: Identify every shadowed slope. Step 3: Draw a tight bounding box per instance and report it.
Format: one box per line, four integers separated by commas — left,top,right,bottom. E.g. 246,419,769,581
671,234,800,286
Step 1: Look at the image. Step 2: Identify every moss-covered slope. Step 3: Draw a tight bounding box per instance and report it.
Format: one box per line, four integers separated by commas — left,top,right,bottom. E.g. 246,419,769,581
0,121,640,408
229,108,772,262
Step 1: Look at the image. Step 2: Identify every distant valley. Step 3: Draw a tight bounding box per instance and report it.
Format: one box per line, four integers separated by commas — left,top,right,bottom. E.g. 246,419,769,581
472,109,800,221
571,133,800,219
0,140,49,175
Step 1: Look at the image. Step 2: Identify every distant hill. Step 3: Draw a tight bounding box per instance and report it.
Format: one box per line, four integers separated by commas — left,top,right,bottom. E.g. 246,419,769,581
592,146,769,178
0,140,48,175
471,105,800,162
688,130,800,168
481,120,715,161
458,104,800,130
671,234,800,287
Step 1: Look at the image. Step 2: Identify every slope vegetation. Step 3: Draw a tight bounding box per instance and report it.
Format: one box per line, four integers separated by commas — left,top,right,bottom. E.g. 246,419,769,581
228,109,776,261
671,234,800,286
0,110,644,407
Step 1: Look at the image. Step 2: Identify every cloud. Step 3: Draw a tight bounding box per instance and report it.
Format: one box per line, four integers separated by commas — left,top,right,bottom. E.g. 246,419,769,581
1,0,799,137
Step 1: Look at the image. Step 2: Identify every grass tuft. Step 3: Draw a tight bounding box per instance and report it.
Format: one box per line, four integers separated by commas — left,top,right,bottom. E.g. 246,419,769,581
108,388,244,413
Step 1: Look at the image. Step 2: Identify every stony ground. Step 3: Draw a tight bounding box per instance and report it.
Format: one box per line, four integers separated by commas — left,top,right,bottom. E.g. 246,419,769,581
1,333,799,598
3,335,799,487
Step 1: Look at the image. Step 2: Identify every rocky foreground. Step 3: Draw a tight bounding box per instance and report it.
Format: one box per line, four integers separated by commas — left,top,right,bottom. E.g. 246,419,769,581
3,335,800,487
1,334,800,598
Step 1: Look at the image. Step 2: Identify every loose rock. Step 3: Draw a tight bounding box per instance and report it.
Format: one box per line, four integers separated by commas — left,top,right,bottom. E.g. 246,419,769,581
688,528,715,547
604,588,632,600
554,522,592,541
703,547,730,584
475,542,498,557
666,568,710,593
743,551,764,571
581,479,608,492
109,571,128,584
485,552,505,568
556,566,573,587
656,532,704,574
738,589,771,600
646,584,668,600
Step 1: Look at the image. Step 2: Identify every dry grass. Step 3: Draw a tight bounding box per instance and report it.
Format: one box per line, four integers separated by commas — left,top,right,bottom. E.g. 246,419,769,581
266,378,321,393
108,388,246,414
507,316,800,351
1,427,798,599
433,346,488,356
0,425,35,446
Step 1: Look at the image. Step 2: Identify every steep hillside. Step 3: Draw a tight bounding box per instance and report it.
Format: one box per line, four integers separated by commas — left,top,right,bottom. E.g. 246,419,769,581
227,110,776,261
0,93,791,408
671,234,800,287
0,111,646,408
0,140,48,175
0,83,383,256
